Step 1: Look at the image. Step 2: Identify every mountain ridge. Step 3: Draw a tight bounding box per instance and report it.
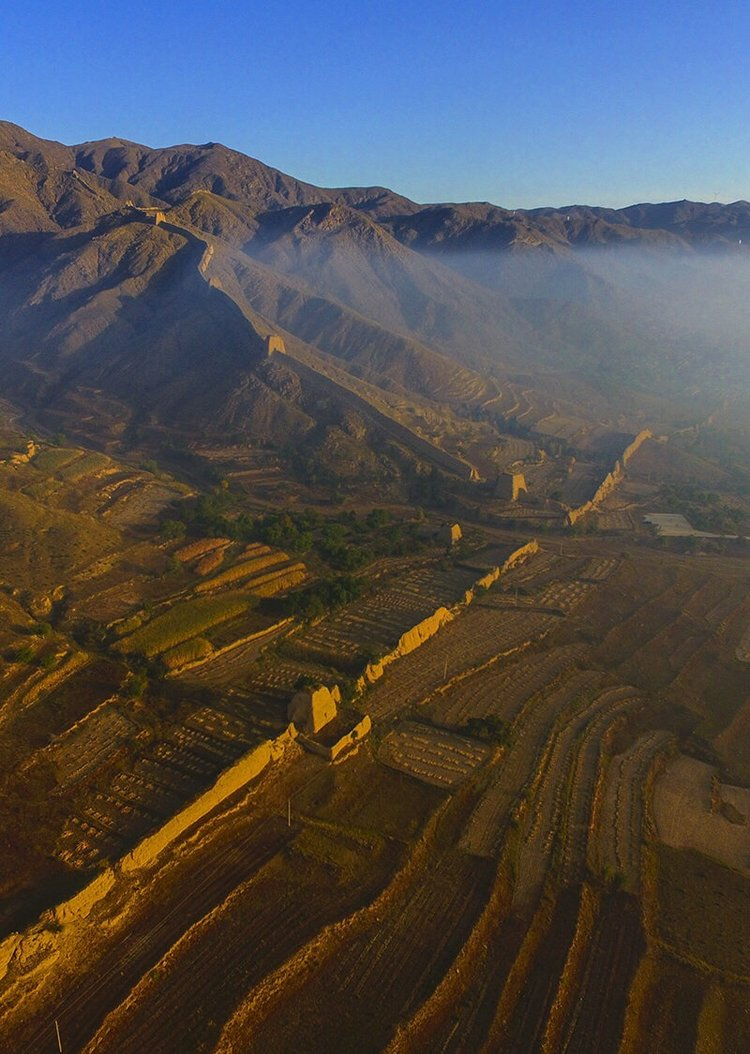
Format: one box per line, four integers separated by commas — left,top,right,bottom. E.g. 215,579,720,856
1,120,748,464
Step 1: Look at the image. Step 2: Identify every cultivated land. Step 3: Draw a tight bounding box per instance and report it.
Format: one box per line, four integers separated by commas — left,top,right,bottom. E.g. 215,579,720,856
3,422,750,1054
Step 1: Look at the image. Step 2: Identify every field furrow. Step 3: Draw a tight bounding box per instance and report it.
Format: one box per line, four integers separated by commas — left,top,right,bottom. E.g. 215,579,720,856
595,730,673,891
558,894,646,1054
368,607,559,721
5,818,294,1054
460,670,601,859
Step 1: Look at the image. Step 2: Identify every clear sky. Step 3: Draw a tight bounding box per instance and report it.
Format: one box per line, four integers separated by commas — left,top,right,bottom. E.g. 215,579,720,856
1,0,747,209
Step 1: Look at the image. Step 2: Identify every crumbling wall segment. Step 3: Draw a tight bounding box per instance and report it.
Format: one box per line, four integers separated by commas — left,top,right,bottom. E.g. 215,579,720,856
357,540,538,691
0,728,297,984
566,429,652,526
271,347,479,480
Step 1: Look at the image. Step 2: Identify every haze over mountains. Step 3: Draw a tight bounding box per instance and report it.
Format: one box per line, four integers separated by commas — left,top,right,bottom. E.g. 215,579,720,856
1,120,749,451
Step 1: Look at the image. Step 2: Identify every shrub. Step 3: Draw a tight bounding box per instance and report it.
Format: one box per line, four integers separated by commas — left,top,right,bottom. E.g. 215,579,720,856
162,637,214,670
194,552,290,593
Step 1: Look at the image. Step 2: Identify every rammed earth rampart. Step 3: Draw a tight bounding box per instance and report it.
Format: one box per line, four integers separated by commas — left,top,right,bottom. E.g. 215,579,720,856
566,430,652,526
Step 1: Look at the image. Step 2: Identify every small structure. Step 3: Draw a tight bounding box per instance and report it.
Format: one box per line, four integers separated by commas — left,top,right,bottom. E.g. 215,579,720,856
496,471,527,502
298,714,373,762
438,522,463,547
266,334,287,356
288,684,339,734
7,439,37,466
127,205,167,225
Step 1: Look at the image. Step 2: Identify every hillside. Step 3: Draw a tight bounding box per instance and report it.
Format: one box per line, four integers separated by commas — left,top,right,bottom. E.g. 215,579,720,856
2,121,749,463
4,122,750,1054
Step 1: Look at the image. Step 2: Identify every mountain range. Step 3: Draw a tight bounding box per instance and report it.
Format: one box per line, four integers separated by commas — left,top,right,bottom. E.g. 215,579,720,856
1,120,749,460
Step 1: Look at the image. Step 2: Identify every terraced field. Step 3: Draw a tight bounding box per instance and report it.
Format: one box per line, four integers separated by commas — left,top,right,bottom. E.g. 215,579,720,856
594,730,674,891
424,643,587,727
379,722,491,787
3,459,750,1054
284,564,481,671
460,669,604,859
366,604,560,721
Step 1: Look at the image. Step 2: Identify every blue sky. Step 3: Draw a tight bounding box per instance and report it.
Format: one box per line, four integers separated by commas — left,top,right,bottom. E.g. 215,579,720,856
1,0,746,208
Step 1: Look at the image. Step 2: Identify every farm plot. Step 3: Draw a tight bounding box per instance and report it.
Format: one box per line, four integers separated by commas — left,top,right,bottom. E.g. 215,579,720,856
56,450,113,483
682,576,734,623
581,557,619,582
243,658,335,695
84,825,405,1054
378,722,491,788
46,703,135,787
710,581,750,631
425,643,587,728
495,890,581,1054
654,845,750,979
6,817,296,1054
616,611,714,691
495,435,536,468
653,755,750,874
597,507,643,531
194,549,301,594
559,463,602,507
594,730,673,891
71,578,147,622
406,916,527,1054
0,658,125,778
496,548,561,589
114,594,252,658
0,650,90,734
560,688,643,885
104,481,185,528
366,607,560,721
176,621,293,687
737,624,750,662
557,893,646,1054
460,670,603,858
535,579,596,613
206,689,291,743
241,850,495,1054
29,446,84,473
286,564,486,672
591,577,704,671
510,673,610,909
390,564,482,607
55,716,255,869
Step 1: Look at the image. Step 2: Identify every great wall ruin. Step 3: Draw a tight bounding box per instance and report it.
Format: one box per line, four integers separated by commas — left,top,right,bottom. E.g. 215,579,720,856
566,429,653,526
265,336,482,482
0,539,539,988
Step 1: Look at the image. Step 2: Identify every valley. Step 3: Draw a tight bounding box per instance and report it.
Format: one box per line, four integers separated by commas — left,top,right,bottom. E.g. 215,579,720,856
2,121,750,1052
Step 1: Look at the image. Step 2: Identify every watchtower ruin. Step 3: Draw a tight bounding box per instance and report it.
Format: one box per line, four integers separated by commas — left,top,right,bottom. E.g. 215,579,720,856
288,684,340,734
266,334,287,356
496,471,528,502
